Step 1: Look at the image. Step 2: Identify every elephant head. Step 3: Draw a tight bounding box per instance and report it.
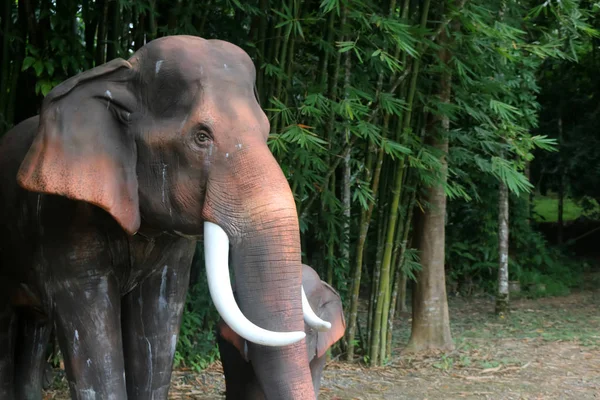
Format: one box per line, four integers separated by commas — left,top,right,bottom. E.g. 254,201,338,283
15,35,325,398
217,264,347,399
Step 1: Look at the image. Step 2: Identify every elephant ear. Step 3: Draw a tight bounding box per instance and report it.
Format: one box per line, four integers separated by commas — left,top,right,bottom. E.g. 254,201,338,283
314,281,346,359
218,320,249,361
16,58,140,234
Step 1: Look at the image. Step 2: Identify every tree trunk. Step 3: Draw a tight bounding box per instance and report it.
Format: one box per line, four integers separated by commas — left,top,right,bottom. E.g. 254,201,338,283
405,26,454,353
405,139,453,351
495,180,509,316
557,112,564,245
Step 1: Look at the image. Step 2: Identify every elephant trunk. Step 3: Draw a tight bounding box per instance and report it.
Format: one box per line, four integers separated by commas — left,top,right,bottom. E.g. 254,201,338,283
202,143,317,399
230,211,315,399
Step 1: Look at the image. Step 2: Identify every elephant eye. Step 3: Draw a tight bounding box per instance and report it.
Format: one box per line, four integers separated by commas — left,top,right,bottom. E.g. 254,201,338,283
193,127,212,147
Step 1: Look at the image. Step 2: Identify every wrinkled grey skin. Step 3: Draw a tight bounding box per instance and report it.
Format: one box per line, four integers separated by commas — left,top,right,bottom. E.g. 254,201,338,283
0,35,313,400
217,265,346,400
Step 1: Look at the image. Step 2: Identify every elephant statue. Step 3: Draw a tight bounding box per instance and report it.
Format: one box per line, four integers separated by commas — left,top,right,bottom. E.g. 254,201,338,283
0,35,330,400
217,264,346,399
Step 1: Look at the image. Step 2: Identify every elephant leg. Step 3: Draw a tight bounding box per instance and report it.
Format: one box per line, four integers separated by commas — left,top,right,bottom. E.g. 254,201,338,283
217,331,263,400
0,300,17,400
309,354,327,396
121,256,193,400
53,273,127,399
14,310,52,400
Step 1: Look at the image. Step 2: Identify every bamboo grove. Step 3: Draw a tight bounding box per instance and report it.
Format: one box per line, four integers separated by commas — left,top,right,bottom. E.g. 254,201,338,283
0,0,596,367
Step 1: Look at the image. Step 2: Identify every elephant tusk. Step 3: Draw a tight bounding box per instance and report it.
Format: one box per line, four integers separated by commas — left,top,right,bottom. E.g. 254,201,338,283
302,287,332,332
204,221,306,347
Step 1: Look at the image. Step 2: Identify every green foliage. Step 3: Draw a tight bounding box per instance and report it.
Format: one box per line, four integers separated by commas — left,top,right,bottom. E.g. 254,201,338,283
446,167,585,298
19,6,90,96
530,1,600,207
510,194,585,294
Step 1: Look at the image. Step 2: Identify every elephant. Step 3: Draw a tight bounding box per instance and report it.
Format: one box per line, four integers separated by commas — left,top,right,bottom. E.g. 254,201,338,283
0,35,330,400
217,264,346,399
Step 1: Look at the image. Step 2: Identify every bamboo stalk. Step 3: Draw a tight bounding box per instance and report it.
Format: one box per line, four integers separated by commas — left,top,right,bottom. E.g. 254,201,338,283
370,0,431,366
345,0,412,360
95,0,110,66
0,0,12,129
327,172,336,285
106,0,121,61
198,0,212,36
13,0,34,122
271,0,296,134
300,3,346,242
367,206,386,356
371,158,404,365
148,0,157,40
283,22,296,105
83,0,98,58
340,15,352,294
397,172,418,314
21,0,39,48
255,0,269,103
344,142,380,361
386,176,417,356
320,10,336,90
5,52,21,127
317,7,337,278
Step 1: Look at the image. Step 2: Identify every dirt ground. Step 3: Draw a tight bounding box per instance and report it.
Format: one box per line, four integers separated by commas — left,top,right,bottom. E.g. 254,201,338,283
44,289,600,400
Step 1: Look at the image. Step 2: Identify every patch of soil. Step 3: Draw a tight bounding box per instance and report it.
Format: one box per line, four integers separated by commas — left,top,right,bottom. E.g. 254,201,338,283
43,291,600,400
316,339,600,400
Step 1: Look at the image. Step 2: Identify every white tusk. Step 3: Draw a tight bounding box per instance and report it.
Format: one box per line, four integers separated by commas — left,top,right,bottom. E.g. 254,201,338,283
204,221,306,347
302,286,332,332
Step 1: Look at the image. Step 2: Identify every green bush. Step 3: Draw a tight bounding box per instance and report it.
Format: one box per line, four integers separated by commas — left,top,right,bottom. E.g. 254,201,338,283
511,195,585,297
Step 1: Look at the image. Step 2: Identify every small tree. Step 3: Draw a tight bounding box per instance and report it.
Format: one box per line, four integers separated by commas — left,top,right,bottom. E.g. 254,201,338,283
496,179,509,316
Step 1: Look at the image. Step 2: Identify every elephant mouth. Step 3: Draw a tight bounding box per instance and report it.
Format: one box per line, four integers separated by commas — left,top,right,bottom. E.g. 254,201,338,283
203,221,331,347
